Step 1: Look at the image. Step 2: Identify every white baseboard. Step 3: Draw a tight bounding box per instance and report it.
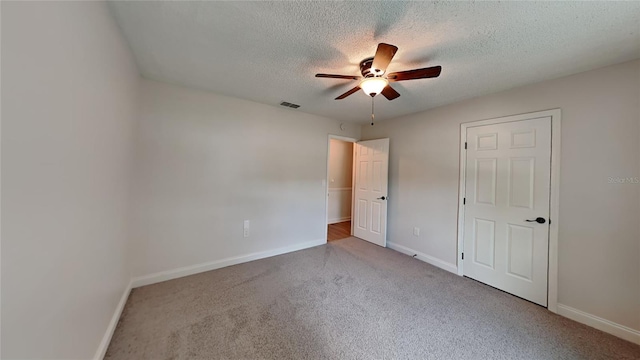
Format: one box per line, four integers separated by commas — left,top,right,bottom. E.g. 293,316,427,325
328,217,351,225
387,241,458,274
557,304,640,345
94,279,132,360
131,238,326,288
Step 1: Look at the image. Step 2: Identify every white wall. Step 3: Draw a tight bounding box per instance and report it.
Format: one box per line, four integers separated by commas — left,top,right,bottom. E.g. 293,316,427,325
361,59,640,332
130,79,360,278
328,139,353,223
1,2,140,359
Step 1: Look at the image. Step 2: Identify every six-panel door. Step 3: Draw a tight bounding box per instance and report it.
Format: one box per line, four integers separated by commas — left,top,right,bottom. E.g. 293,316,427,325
353,138,389,247
463,117,551,306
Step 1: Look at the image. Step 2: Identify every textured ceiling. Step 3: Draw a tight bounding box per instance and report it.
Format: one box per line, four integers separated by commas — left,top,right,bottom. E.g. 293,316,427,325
109,1,640,123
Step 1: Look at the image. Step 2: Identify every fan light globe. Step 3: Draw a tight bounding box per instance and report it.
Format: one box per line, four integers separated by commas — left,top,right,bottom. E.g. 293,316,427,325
360,77,388,96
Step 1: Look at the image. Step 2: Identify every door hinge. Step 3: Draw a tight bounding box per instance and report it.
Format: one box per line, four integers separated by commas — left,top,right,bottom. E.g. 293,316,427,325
461,253,464,260
464,142,468,149
463,197,466,205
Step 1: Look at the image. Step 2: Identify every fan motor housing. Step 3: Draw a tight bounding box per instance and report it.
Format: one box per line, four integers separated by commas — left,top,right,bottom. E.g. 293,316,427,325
360,57,384,78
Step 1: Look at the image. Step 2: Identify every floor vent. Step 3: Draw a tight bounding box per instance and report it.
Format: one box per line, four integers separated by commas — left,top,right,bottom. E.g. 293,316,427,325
280,101,300,109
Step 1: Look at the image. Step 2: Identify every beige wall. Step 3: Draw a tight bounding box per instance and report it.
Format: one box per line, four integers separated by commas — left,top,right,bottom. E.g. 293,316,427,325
328,139,353,189
1,2,140,358
327,139,353,223
131,79,360,278
361,59,640,332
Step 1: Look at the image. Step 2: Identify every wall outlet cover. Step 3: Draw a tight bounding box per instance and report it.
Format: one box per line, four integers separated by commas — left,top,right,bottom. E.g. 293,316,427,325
243,220,250,237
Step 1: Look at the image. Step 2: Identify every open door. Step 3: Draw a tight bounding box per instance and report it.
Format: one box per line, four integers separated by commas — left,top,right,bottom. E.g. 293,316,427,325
353,138,389,247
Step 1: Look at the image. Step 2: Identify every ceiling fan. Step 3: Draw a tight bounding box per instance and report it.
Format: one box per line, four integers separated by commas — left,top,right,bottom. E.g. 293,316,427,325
316,43,442,100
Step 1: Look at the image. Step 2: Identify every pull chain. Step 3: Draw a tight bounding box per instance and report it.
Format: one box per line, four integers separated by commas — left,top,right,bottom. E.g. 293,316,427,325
371,96,375,126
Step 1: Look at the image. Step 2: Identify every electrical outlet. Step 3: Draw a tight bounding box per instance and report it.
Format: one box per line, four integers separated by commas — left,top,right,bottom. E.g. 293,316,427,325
243,220,250,238
413,227,420,236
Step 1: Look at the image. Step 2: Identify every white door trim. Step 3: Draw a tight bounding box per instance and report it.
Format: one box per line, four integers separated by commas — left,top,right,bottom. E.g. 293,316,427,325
456,109,561,313
325,134,358,243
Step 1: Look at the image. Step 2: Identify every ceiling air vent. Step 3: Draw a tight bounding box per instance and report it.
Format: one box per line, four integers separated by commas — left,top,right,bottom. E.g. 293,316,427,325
280,101,300,109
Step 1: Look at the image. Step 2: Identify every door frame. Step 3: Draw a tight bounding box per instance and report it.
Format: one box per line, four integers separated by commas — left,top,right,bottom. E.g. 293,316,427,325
456,109,561,313
325,134,359,244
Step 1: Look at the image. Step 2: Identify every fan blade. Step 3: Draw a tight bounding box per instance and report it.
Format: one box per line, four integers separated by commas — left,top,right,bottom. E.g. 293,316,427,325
316,73,359,80
335,86,361,100
371,43,398,74
387,66,442,81
380,85,400,100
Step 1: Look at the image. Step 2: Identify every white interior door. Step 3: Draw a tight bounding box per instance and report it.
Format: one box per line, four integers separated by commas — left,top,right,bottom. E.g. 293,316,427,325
353,139,389,247
463,117,551,306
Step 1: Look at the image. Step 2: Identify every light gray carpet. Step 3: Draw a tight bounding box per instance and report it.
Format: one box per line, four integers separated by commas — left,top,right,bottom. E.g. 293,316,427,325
106,237,640,359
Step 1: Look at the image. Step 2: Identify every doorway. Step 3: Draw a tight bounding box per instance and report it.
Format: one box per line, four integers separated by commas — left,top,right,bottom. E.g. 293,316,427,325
325,135,390,246
327,137,355,241
457,109,561,310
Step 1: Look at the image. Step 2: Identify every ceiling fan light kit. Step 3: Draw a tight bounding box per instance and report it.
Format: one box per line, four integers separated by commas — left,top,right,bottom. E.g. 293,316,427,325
360,77,388,97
